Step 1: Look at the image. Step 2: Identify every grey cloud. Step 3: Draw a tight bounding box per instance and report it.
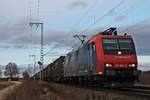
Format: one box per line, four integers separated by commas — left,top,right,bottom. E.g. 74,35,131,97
67,1,88,9
0,45,11,49
0,19,75,49
0,44,30,49
45,22,150,55
0,18,38,48
119,20,150,55
0,17,150,55
45,30,76,47
12,44,30,49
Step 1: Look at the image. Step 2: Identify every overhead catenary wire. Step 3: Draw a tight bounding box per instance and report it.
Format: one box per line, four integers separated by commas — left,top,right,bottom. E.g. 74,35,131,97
80,0,125,34
120,0,147,32
69,0,146,49
69,0,99,34
99,0,147,33
82,0,147,34
121,17,150,33
28,0,44,73
112,0,147,30
68,0,100,48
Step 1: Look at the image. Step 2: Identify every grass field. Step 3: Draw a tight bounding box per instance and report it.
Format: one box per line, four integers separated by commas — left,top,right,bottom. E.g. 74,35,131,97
0,80,14,90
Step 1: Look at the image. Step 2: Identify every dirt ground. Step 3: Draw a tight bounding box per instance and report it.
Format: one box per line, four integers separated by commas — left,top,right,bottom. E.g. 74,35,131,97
0,81,13,90
0,80,149,100
0,81,21,100
138,71,150,86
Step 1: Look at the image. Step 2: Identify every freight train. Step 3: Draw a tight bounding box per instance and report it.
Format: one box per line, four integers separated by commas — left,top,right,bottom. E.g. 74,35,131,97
33,28,141,87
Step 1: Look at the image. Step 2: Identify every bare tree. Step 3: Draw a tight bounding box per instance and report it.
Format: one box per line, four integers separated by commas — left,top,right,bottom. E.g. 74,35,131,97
22,71,29,80
4,62,19,79
0,70,2,78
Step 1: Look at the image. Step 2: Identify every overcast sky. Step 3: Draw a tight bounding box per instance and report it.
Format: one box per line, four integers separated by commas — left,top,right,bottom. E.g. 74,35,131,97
0,0,150,65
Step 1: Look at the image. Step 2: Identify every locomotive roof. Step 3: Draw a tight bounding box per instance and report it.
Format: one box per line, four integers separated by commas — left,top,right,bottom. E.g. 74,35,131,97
66,40,90,56
66,28,132,56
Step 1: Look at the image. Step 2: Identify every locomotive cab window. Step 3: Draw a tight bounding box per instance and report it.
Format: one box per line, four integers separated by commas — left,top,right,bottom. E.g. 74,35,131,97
103,39,119,50
89,43,97,72
118,39,133,50
102,38,135,55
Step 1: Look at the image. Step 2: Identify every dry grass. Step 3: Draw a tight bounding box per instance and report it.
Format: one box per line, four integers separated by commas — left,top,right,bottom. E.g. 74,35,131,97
1,81,149,100
1,70,150,100
1,81,59,100
0,81,13,90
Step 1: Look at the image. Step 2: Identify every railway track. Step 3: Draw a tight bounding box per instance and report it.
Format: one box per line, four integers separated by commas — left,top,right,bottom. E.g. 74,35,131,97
65,83,150,98
111,86,150,97
90,86,150,99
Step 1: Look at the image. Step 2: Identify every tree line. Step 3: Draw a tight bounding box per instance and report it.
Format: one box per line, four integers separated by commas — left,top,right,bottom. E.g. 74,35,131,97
0,62,29,80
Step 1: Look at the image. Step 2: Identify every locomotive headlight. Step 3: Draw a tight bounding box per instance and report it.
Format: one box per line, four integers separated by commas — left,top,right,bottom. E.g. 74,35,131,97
132,64,135,67
106,63,112,67
129,64,135,67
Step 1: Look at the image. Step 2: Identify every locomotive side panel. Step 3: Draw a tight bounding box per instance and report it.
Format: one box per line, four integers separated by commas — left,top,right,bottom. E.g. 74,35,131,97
64,42,97,77
64,51,79,77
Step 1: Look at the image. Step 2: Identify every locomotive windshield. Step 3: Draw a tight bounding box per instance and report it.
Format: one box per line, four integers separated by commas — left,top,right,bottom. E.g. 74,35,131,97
102,38,135,54
103,39,119,50
118,39,133,50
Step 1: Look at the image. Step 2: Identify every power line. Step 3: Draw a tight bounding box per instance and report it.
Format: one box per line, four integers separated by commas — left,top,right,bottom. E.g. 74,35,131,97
43,46,55,57
69,0,99,34
29,55,36,79
29,0,41,22
85,0,147,34
29,22,44,80
124,0,146,13
121,18,150,33
123,0,147,23
37,0,40,22
80,0,125,34
29,0,34,48
28,0,44,80
29,0,32,22
115,0,147,32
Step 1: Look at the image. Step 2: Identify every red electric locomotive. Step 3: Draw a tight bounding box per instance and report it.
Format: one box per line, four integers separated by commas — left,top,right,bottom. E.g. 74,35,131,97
64,28,141,86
